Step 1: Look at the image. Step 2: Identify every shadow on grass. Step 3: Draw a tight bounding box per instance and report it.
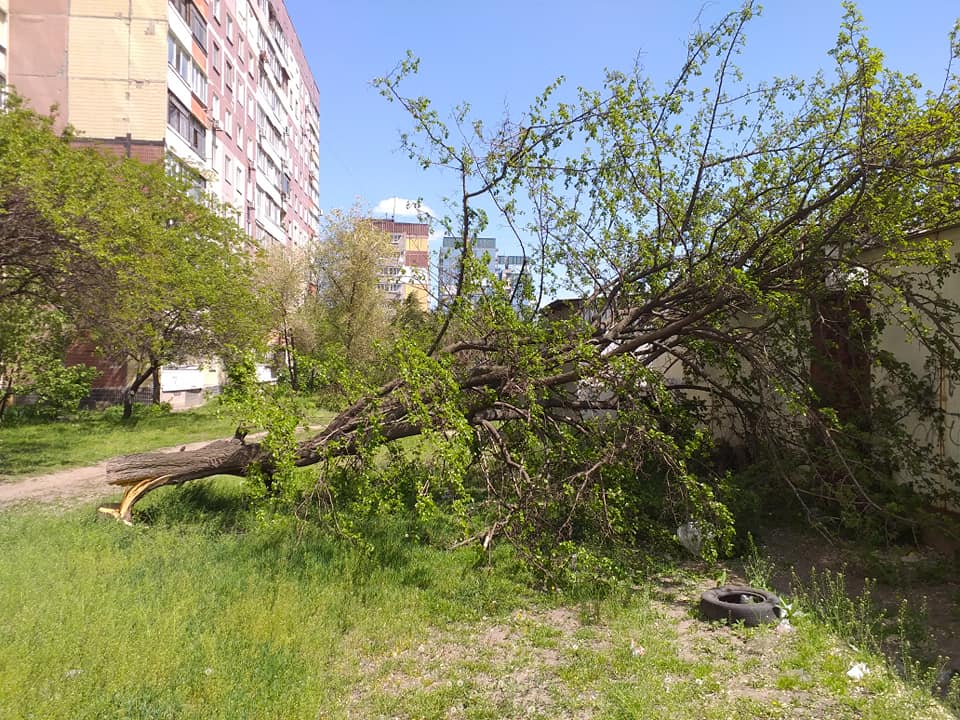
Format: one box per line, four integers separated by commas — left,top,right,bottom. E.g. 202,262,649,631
121,476,533,619
134,477,255,532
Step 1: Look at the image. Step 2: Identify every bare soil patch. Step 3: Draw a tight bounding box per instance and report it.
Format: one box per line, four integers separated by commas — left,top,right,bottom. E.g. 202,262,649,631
758,527,960,669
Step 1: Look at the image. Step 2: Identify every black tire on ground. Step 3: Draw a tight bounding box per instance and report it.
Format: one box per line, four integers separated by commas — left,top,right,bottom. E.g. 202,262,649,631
700,586,783,627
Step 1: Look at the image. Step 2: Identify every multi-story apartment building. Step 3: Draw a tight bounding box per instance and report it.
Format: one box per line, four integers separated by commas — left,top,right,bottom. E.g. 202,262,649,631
371,219,430,310
437,236,529,308
437,236,496,307
6,0,320,248
5,0,320,406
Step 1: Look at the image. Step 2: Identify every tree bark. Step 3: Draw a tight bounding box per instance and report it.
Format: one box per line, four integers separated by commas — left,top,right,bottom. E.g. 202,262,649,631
0,379,12,422
122,364,156,419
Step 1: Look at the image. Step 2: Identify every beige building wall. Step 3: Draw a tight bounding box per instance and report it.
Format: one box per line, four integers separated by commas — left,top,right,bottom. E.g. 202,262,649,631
9,0,167,142
876,226,960,507
67,1,168,142
696,226,960,510
8,0,68,124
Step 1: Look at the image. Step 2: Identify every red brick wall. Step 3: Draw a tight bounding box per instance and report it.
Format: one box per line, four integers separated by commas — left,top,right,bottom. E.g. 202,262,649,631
65,342,126,389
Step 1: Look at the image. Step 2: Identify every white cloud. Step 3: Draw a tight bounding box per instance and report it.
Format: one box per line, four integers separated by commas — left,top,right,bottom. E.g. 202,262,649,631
372,196,436,221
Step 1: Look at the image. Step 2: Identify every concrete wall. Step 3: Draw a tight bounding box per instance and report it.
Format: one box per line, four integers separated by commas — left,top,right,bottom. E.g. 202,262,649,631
9,0,68,124
0,0,9,88
67,0,168,142
9,0,167,143
876,226,960,502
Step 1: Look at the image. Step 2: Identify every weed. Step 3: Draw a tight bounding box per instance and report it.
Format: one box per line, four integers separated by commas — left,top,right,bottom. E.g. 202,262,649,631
742,532,777,590
789,567,885,655
0,491,953,719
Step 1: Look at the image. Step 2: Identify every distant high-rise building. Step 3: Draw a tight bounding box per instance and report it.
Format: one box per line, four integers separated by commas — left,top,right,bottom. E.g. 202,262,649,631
494,254,529,299
6,0,320,248
437,236,496,306
437,236,528,307
370,219,430,310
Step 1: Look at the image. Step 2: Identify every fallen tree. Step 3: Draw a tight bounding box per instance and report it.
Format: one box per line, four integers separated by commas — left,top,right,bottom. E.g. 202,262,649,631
106,5,960,558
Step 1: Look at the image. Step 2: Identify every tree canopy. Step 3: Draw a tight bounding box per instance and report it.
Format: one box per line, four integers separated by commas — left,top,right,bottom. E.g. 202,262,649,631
110,5,960,567
0,94,266,419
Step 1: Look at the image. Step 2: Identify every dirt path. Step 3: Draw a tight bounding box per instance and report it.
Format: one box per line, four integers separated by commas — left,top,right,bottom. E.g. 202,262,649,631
0,438,224,508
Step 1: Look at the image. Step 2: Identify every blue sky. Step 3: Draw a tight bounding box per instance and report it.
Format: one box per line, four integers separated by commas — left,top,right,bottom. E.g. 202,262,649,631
284,0,959,249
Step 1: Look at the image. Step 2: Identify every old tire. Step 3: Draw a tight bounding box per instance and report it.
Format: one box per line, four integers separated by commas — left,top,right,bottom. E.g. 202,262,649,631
700,586,783,627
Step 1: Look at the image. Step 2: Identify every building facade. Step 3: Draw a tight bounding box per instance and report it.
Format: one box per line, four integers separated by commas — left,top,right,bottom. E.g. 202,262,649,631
437,236,529,307
6,0,320,248
6,0,319,405
370,219,430,310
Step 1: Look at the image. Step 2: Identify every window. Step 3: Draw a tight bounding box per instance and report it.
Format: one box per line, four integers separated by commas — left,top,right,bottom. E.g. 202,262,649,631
224,61,233,90
212,0,221,22
167,34,189,79
224,108,232,136
212,42,221,73
188,3,206,50
236,121,243,147
256,147,281,186
166,153,205,196
167,93,206,157
226,14,234,43
256,187,281,224
169,0,188,21
189,61,207,102
224,154,232,182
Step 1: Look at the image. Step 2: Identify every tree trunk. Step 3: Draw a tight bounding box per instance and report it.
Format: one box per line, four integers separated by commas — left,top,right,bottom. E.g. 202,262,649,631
151,364,161,405
0,384,12,422
122,364,156,419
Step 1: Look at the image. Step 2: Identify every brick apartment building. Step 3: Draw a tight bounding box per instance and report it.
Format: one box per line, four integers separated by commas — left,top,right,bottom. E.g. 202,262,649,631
6,0,319,245
5,0,320,406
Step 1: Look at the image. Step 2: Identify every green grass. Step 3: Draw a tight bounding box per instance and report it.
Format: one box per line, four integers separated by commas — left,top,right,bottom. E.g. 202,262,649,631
0,403,334,480
0,483,954,720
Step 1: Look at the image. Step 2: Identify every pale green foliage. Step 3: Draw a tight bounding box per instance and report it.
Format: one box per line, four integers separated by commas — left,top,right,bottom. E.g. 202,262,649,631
72,158,266,414
89,5,960,581
365,0,960,561
219,351,304,495
0,94,265,418
309,208,395,365
254,243,315,389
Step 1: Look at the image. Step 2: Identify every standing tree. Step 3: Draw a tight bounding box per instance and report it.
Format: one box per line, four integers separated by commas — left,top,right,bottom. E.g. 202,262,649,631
70,160,267,418
256,243,315,390
310,209,395,365
108,5,960,560
0,95,127,418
